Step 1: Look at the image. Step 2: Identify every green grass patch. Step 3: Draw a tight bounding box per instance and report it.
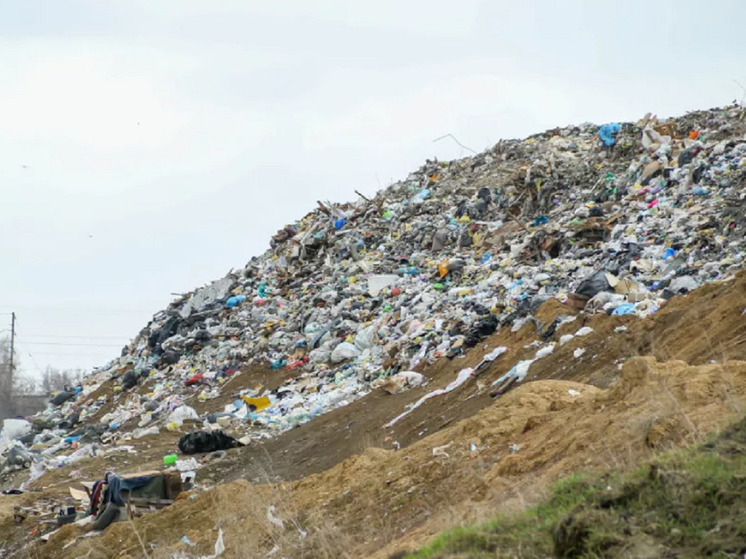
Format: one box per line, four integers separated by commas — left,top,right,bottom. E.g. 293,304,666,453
401,416,746,559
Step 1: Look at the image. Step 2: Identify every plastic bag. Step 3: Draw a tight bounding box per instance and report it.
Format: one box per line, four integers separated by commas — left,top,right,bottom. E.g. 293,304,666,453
574,270,612,299
367,275,398,296
168,405,200,426
225,295,246,308
354,326,378,351
376,371,426,394
2,419,31,442
330,342,361,363
598,123,621,146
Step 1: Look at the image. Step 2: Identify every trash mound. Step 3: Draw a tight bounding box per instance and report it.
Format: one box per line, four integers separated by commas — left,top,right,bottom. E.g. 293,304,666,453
31,356,746,558
197,270,746,489
9,105,746,458
404,414,746,559
4,105,746,555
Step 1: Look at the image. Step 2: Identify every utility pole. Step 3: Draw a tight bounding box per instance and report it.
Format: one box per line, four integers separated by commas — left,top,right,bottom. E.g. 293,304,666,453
9,312,15,389
1,312,15,418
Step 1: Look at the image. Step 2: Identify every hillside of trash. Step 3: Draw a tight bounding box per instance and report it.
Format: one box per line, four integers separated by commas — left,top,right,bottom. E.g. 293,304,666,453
2,104,746,558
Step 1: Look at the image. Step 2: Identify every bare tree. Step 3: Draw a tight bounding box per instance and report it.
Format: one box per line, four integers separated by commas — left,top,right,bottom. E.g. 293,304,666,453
41,366,84,394
0,337,12,420
13,375,39,395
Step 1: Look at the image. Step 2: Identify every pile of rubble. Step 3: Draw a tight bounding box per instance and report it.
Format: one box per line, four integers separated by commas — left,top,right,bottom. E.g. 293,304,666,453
4,104,746,482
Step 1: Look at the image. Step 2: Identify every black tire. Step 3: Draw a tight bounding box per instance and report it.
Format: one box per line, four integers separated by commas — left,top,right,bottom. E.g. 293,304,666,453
91,502,120,531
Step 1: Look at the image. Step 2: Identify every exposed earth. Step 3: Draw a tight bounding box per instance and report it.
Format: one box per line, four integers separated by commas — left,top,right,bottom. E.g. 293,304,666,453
2,272,746,558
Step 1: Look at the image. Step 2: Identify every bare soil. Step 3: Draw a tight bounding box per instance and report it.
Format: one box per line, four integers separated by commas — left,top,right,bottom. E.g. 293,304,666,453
2,273,746,558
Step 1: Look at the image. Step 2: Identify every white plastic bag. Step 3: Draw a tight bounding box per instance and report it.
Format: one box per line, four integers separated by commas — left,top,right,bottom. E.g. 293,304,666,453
168,405,200,426
330,342,360,363
354,326,378,351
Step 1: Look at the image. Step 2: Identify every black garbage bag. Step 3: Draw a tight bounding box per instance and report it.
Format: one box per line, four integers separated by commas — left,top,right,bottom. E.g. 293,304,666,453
194,329,211,343
50,391,75,407
121,370,138,390
16,432,36,446
58,410,80,430
678,149,694,167
159,348,182,366
464,315,499,348
178,430,243,455
476,187,492,203
148,316,181,350
540,317,562,339
574,270,612,299
71,423,108,443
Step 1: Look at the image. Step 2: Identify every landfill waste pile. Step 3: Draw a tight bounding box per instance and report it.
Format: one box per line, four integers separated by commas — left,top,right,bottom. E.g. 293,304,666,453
2,104,746,557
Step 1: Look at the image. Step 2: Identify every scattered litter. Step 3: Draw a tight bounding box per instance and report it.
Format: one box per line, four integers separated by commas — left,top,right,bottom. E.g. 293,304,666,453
8,107,746,548
384,369,474,427
432,443,453,458
69,487,88,502
175,458,200,472
375,371,426,394
535,344,555,359
178,431,243,455
267,505,284,530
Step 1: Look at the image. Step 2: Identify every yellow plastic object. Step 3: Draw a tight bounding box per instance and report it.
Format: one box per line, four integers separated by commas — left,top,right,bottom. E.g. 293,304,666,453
437,259,450,278
242,395,271,411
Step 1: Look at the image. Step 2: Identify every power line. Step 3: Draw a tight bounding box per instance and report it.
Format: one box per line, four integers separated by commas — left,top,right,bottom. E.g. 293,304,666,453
16,334,110,369
22,351,113,357
10,319,118,371
13,338,44,376
0,305,154,314
21,342,124,348
20,334,127,340
14,329,124,348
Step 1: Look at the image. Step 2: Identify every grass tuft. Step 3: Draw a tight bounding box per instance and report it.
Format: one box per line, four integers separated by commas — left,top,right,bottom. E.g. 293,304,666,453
402,415,746,559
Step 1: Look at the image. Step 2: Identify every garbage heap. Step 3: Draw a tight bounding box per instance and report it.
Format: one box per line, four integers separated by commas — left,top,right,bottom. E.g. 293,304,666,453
4,104,746,479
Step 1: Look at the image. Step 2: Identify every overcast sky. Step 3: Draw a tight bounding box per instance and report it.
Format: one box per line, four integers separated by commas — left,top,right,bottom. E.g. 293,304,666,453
1,0,743,378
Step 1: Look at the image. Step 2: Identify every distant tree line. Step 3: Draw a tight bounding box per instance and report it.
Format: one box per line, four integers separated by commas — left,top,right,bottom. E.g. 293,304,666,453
0,336,86,419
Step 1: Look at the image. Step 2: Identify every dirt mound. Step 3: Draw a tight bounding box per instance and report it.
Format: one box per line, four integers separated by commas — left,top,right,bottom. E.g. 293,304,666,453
408,417,746,558
5,274,746,558
31,356,746,558
198,273,746,488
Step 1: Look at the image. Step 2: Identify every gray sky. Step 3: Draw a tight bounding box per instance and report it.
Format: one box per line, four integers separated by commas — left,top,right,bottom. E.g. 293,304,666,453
1,0,743,376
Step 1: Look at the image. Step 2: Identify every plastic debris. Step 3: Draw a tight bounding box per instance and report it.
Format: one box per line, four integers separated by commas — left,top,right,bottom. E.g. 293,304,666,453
12,104,746,497
598,122,621,146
